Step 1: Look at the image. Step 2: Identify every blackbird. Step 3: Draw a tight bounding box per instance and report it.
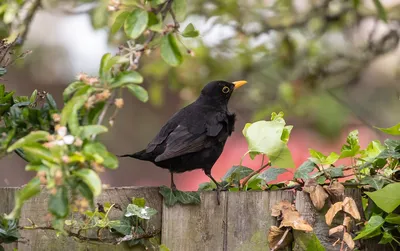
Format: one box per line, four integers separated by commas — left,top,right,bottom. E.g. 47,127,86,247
119,80,247,204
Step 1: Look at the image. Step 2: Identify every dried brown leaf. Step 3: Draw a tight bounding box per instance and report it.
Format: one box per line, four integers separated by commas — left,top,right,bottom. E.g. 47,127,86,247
343,216,352,230
307,185,329,210
324,181,345,202
326,201,343,226
329,225,344,236
268,226,293,250
271,200,295,217
342,197,361,220
280,209,313,231
343,232,355,249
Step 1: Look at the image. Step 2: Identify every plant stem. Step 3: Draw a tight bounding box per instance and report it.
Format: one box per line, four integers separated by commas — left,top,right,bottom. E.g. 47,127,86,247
270,228,290,251
240,160,271,190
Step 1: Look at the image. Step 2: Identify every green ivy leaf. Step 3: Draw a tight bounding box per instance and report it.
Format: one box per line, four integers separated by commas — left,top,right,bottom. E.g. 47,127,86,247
198,181,216,191
159,186,178,206
354,215,385,240
124,9,149,39
125,204,157,220
174,190,201,205
111,71,143,88
242,120,295,168
126,84,149,102
259,167,288,183
0,67,7,76
340,130,360,158
73,169,102,197
385,213,400,224
379,231,393,244
111,11,129,35
293,231,325,251
6,177,41,219
161,34,183,67
372,0,388,22
361,176,390,190
294,160,316,180
309,149,339,165
7,131,49,152
171,0,187,21
49,186,69,218
132,197,146,208
375,122,400,136
0,215,19,244
181,23,199,37
325,166,344,178
79,125,108,140
159,244,171,251
359,140,385,162
365,183,400,213
222,165,253,183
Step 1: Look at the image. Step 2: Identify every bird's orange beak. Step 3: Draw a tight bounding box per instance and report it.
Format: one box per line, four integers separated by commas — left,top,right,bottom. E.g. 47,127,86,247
233,80,247,90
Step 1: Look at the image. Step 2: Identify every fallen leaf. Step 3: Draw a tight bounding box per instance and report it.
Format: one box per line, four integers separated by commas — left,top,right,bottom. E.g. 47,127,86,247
271,200,295,217
268,226,293,250
324,181,345,202
304,179,329,210
329,225,344,236
271,201,313,232
343,232,355,249
280,209,313,231
326,201,343,226
343,216,352,230
342,197,361,220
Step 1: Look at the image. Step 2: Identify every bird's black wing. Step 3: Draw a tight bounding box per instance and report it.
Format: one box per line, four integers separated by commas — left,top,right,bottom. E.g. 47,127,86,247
154,112,228,162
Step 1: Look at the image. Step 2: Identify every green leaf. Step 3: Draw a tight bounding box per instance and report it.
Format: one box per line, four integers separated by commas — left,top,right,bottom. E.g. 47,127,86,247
294,160,316,180
385,213,400,224
77,182,94,205
293,231,325,251
309,149,339,165
103,56,130,75
181,23,199,37
159,186,178,207
111,11,129,35
83,142,118,169
125,204,157,220
159,244,170,251
0,67,7,76
79,125,108,140
160,34,183,67
111,71,143,88
375,123,400,136
171,0,187,21
60,86,92,129
340,130,360,158
147,12,162,32
325,166,344,178
174,190,201,205
99,53,112,79
110,217,131,235
259,168,288,183
7,131,49,152
242,120,295,168
124,9,149,39
354,215,385,240
222,165,253,183
22,143,60,164
372,0,387,22
29,89,37,103
365,183,400,213
132,197,146,208
126,84,149,102
73,169,102,197
6,177,41,219
49,186,69,218
46,93,57,109
379,231,393,244
63,82,86,102
361,176,389,190
198,181,216,191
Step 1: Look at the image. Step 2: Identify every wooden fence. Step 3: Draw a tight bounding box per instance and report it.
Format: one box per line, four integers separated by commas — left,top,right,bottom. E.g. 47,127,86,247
0,187,392,251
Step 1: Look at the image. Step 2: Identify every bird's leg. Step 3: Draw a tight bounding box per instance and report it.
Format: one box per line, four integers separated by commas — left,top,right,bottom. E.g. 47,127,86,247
170,171,177,191
205,173,222,205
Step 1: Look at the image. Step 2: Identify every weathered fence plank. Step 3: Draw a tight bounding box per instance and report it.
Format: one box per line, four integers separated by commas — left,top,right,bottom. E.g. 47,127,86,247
162,191,227,251
226,191,294,251
17,186,162,251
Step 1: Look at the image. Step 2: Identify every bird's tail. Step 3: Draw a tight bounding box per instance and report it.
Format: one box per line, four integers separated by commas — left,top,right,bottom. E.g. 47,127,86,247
117,149,149,160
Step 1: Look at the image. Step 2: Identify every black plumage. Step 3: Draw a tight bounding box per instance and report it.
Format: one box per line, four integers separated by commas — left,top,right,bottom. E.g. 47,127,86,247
119,80,247,203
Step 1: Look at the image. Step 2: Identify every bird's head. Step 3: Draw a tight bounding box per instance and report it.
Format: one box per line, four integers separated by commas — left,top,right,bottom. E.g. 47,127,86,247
199,80,247,105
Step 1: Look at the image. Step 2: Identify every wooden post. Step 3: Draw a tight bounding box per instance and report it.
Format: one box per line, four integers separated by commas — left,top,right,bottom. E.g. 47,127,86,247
0,187,18,251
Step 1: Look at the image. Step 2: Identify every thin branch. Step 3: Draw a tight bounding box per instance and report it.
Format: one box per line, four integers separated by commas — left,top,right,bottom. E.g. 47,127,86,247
9,0,41,44
270,228,290,251
240,160,271,190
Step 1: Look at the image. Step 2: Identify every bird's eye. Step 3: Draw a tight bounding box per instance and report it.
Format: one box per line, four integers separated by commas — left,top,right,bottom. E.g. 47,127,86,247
222,86,230,93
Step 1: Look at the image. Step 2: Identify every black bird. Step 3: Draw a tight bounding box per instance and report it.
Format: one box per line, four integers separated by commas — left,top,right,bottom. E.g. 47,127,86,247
119,80,247,203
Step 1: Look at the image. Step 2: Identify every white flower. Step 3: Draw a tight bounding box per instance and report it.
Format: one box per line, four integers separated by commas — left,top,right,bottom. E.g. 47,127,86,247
63,135,75,145
57,126,67,137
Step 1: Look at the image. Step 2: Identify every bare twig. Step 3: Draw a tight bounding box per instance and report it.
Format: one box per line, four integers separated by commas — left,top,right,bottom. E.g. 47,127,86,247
240,159,271,190
270,228,290,251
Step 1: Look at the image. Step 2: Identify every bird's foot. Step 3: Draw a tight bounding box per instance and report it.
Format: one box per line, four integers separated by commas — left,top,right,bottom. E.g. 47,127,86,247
215,186,221,206
171,184,177,191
